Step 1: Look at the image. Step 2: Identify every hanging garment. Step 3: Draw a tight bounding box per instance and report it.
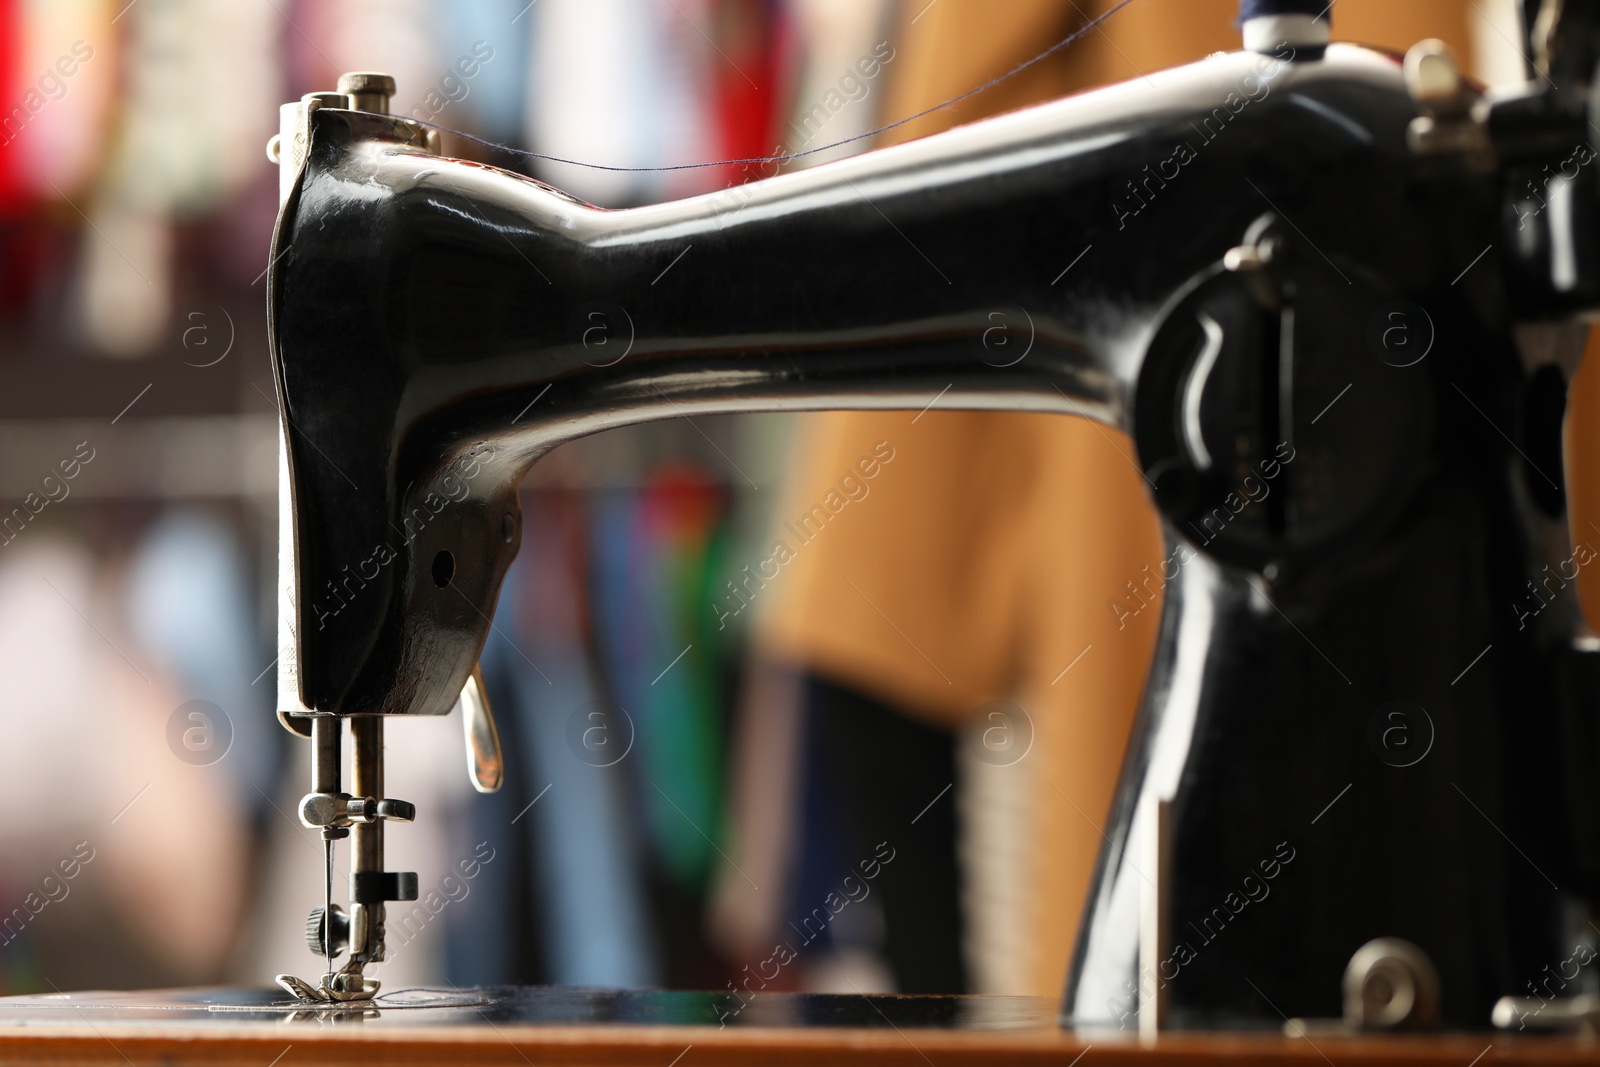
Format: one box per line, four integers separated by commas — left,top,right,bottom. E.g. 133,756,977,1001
75,0,281,356
471,489,662,987
591,467,729,895
121,509,278,821
523,0,718,204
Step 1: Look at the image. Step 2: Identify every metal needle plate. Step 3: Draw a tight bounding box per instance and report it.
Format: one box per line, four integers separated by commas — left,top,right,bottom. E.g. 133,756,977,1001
0,987,1053,1029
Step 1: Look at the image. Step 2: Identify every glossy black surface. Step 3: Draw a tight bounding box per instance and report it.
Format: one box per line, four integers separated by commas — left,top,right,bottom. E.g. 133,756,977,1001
276,45,1464,722
270,42,1600,1029
0,987,1054,1030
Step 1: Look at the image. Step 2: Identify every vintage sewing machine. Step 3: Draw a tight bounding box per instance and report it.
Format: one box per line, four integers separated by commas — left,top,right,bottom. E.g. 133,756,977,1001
257,0,1600,1040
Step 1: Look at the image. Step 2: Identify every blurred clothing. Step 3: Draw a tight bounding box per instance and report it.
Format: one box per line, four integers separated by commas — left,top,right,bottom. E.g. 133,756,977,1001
77,0,279,356
797,675,963,992
591,472,729,895
1566,344,1600,656
524,0,729,205
460,490,661,987
0,531,252,988
123,509,278,816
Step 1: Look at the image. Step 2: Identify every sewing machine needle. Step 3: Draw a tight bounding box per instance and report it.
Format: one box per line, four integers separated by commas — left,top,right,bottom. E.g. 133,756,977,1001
323,834,334,976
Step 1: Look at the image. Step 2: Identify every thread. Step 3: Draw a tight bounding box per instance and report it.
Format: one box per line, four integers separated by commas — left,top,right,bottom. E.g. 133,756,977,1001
413,0,1144,175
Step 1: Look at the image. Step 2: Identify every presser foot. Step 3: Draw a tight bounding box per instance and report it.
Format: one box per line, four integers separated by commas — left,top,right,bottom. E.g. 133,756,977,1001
275,968,380,1005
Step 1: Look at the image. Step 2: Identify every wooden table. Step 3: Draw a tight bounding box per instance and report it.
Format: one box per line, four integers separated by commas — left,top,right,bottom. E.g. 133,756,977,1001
0,988,1591,1066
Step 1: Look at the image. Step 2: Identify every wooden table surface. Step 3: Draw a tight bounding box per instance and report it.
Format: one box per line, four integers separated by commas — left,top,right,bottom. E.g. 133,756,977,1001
0,988,1590,1066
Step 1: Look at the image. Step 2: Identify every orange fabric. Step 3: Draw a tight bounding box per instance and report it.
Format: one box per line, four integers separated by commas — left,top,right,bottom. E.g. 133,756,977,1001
1567,334,1600,625
758,0,1500,998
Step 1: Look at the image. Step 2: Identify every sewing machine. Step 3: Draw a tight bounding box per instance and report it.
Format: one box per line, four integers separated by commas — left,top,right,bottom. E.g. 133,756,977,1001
256,0,1600,1038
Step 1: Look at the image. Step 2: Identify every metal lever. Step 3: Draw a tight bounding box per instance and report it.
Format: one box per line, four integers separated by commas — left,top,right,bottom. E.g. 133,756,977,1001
456,665,504,793
1494,993,1600,1033
298,793,415,827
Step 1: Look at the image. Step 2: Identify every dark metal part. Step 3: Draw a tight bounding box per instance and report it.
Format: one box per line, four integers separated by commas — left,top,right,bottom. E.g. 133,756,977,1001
373,799,415,822
351,871,419,904
310,716,339,795
306,904,351,958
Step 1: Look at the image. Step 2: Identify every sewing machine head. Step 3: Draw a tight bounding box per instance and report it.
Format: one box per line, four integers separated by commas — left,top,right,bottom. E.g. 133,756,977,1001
266,0,1600,1030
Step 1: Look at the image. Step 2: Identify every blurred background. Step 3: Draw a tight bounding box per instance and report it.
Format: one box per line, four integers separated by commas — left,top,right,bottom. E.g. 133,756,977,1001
0,0,1551,1003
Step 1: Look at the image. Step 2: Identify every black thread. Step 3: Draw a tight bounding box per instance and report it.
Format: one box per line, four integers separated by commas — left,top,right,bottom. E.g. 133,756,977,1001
414,0,1143,175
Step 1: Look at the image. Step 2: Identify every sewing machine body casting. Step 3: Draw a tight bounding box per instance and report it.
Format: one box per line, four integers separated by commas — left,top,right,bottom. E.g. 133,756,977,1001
267,9,1600,1030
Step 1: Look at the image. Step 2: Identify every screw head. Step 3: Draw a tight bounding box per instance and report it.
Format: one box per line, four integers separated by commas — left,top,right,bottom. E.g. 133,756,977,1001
336,71,396,97
336,72,396,114
306,904,351,957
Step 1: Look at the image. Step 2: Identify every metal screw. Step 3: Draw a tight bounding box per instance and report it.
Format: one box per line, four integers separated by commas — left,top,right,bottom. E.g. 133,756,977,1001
337,72,396,114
